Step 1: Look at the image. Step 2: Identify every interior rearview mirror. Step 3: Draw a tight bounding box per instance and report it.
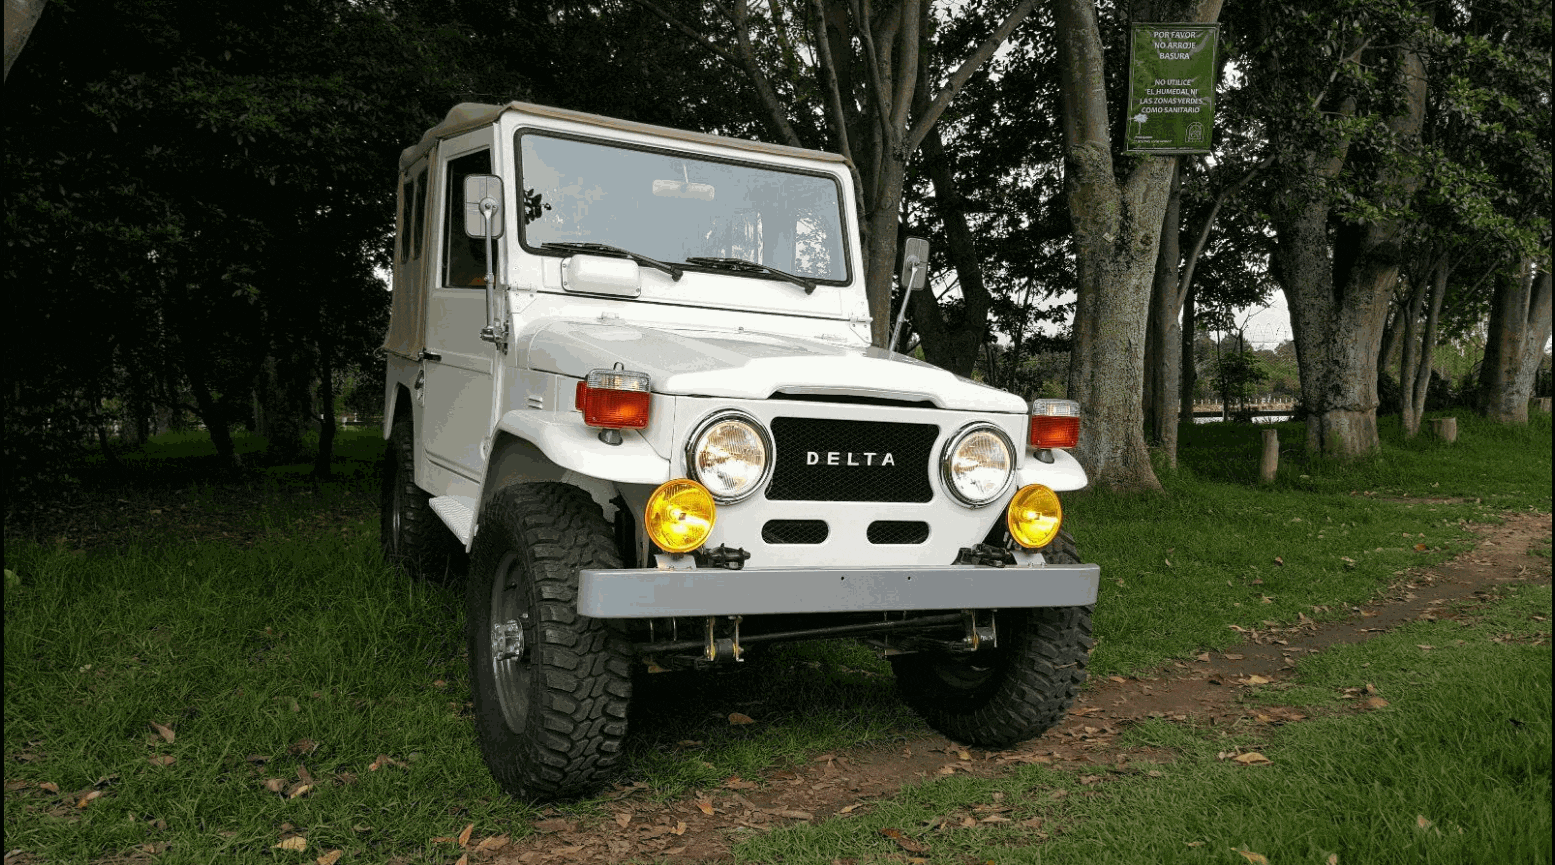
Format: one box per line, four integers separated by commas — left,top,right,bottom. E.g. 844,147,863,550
900,237,929,291
463,175,505,238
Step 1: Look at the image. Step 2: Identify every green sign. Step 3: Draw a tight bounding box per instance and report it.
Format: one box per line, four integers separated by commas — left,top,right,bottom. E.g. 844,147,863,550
1126,23,1219,154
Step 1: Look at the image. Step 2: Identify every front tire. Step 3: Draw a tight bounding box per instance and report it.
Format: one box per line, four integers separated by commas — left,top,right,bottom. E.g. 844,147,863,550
465,483,633,800
891,531,1094,748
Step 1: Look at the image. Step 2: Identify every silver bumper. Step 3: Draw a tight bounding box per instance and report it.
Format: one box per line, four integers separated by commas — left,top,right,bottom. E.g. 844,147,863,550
576,563,1100,618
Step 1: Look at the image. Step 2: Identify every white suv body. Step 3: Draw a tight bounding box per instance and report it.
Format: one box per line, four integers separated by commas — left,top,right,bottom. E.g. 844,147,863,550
381,102,1099,800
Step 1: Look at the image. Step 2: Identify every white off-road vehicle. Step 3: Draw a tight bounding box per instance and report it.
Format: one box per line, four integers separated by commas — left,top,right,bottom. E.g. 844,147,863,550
380,102,1099,800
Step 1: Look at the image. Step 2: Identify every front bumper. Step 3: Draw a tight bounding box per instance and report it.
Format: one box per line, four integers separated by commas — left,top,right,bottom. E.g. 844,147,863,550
577,561,1100,618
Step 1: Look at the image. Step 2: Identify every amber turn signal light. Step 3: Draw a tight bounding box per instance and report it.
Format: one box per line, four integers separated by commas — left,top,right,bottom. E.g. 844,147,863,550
1029,398,1080,449
575,369,651,429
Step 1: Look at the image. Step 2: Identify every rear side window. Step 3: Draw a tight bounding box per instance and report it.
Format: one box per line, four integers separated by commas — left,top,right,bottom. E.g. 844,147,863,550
442,149,493,287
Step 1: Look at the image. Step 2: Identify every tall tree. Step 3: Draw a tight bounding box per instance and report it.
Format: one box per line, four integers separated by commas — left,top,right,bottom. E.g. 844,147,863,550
1054,0,1222,492
1480,261,1553,422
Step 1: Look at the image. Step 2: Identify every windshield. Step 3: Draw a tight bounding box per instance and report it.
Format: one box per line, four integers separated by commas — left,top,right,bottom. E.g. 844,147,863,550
517,132,849,283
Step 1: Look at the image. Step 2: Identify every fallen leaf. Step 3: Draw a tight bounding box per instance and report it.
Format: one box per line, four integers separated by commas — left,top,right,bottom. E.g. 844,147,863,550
1233,850,1269,864
457,822,474,847
288,739,317,756
316,850,342,865
614,812,632,828
839,803,863,814
1417,645,1435,651
77,790,102,808
728,712,756,725
1242,675,1272,685
723,776,757,790
286,783,312,799
695,799,714,815
1232,752,1272,765
1108,675,1126,683
1365,697,1390,709
880,828,928,854
1327,855,1339,865
475,835,510,852
1273,556,1284,566
1416,815,1433,830
274,835,307,852
454,855,468,865
771,809,814,820
532,818,576,833
148,754,176,767
264,778,286,793
150,722,176,744
672,820,687,835
39,781,60,794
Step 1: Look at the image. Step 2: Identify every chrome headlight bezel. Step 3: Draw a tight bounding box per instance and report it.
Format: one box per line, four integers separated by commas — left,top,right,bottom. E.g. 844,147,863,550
685,410,774,504
939,422,1016,507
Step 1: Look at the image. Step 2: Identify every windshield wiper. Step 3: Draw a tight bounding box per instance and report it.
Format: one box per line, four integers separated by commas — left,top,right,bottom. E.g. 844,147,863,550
685,256,816,295
542,242,684,281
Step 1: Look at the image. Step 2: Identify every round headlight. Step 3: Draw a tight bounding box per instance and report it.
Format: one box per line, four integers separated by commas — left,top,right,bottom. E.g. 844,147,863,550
687,412,772,503
1007,484,1062,549
940,423,1015,507
644,479,716,554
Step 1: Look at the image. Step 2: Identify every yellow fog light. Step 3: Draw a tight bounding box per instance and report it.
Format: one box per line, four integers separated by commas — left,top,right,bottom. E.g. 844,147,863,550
1007,484,1062,549
644,478,717,554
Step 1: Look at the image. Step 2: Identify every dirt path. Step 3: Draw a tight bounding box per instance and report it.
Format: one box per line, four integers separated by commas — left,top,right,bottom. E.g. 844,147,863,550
485,511,1552,865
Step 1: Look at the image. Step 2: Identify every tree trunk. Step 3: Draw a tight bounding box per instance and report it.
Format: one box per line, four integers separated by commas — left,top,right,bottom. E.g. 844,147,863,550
1271,44,1426,458
1144,162,1183,461
1401,258,1447,436
185,360,240,470
1179,284,1197,419
908,125,993,376
1483,263,1552,423
4,0,46,81
313,340,336,479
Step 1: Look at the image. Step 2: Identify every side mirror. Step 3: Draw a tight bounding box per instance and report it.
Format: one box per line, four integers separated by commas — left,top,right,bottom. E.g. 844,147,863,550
900,236,930,291
463,175,504,238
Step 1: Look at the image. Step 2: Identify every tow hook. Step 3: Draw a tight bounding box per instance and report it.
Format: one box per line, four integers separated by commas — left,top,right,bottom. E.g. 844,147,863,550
697,544,752,570
955,543,1015,568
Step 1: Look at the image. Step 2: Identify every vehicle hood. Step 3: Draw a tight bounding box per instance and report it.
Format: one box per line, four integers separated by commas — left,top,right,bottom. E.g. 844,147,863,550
523,320,1026,413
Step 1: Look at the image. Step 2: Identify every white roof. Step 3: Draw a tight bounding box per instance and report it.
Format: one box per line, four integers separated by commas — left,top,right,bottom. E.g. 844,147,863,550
399,101,848,173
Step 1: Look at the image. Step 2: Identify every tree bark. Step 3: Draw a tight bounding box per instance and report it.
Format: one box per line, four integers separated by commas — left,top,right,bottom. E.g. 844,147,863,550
1144,163,1183,462
4,0,46,81
1271,42,1426,458
907,125,994,376
1055,0,1221,491
313,338,336,479
1400,257,1447,436
1179,283,1197,418
1482,262,1552,423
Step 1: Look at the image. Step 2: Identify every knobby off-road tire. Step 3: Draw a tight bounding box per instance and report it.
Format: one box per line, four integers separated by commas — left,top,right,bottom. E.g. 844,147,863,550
891,531,1094,748
466,483,633,800
380,417,459,581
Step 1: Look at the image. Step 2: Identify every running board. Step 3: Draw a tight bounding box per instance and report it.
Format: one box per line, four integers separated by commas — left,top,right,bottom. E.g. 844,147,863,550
429,495,476,546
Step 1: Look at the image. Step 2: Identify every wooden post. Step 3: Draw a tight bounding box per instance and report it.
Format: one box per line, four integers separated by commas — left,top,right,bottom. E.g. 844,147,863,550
1259,428,1279,483
1429,417,1458,442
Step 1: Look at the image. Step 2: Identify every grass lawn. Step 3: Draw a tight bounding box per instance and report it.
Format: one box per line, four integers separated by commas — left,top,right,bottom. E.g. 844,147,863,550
3,410,1550,862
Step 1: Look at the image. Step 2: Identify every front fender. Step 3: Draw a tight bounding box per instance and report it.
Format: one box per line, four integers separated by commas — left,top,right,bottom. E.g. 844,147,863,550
495,410,671,486
1016,447,1088,492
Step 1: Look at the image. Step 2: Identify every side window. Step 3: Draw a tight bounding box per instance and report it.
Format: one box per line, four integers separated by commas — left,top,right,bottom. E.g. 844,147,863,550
397,177,413,264
442,149,493,287
411,172,427,260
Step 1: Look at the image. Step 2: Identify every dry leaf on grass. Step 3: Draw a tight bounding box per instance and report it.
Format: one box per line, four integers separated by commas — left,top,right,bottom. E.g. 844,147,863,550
264,778,286,793
39,781,60,794
475,835,509,852
1416,815,1433,830
694,799,714,815
1232,752,1272,765
149,722,176,744
286,783,312,800
880,828,928,854
456,823,474,847
148,755,176,767
728,712,756,725
1366,697,1390,709
76,790,102,809
315,850,342,865
1233,850,1269,864
273,835,307,852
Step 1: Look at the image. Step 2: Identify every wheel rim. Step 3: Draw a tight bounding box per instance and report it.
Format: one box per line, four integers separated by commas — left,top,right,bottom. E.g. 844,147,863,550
389,473,404,553
925,654,998,690
488,550,534,733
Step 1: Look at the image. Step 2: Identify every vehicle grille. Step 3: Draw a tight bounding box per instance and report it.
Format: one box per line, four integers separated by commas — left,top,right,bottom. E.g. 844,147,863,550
867,521,930,544
766,417,938,503
761,520,829,544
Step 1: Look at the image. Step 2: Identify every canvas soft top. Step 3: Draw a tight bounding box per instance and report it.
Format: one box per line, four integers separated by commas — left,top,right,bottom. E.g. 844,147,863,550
398,101,848,173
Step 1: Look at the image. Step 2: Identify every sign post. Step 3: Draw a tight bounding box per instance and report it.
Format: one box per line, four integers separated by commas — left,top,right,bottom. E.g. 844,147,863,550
1126,23,1219,154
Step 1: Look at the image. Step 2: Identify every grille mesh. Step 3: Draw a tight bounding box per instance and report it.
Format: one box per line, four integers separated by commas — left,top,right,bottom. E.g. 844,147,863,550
762,520,829,544
766,417,938,502
867,521,930,544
